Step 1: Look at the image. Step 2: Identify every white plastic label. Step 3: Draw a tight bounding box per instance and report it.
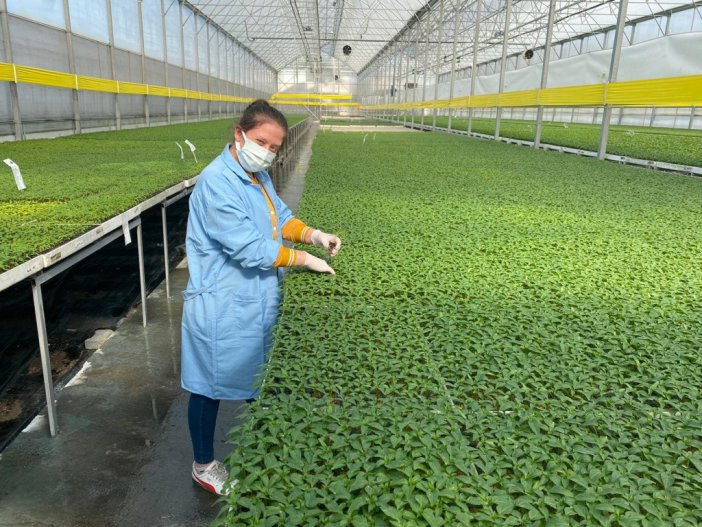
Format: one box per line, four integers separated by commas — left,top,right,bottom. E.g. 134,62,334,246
121,214,132,245
184,139,198,163
175,142,184,160
362,133,368,144
4,158,26,191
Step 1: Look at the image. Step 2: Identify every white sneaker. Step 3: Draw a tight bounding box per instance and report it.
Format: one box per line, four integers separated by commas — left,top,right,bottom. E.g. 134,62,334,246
191,460,237,496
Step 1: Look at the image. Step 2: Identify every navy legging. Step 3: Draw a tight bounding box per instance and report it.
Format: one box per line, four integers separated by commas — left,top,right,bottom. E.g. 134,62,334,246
188,392,221,464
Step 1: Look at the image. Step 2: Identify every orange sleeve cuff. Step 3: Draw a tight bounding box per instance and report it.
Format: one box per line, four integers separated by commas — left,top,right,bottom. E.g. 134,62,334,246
273,246,306,267
282,218,314,244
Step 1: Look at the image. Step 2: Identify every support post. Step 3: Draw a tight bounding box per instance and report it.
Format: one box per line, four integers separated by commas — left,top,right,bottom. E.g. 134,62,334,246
106,0,121,130
195,18,201,122
411,32,419,127
598,0,629,160
421,21,430,127
0,0,23,139
206,22,212,120
468,0,482,134
161,204,170,299
161,0,171,124
31,280,59,437
62,0,81,134
432,0,445,129
179,1,188,123
534,0,556,148
495,0,513,139
402,43,410,126
137,222,148,327
447,7,460,131
137,0,149,127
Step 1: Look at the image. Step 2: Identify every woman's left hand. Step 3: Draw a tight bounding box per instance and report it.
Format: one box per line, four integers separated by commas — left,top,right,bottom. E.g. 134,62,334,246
311,230,342,257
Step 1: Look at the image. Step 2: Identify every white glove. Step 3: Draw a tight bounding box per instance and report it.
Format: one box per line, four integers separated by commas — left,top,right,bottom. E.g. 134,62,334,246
310,230,342,257
303,253,335,275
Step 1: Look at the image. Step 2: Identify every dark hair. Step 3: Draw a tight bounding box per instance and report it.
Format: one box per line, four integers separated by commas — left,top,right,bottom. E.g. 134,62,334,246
237,99,288,135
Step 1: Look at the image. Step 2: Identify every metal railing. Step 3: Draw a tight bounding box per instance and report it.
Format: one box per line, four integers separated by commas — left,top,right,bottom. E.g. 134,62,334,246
268,117,314,190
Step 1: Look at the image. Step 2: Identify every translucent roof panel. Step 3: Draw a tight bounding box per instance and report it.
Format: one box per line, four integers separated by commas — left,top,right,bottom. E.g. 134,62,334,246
188,0,699,75
359,0,698,77
187,0,428,72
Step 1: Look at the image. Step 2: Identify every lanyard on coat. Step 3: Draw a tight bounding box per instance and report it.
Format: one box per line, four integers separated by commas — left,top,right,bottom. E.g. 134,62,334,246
249,174,278,241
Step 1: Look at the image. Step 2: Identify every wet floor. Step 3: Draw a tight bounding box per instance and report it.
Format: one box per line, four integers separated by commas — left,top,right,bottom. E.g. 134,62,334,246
0,125,318,527
0,266,246,527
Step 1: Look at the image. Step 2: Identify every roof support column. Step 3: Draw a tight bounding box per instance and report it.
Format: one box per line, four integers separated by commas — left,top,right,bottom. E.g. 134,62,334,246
137,0,150,127
420,15,430,127
62,0,81,134
160,0,171,124
598,0,629,160
411,32,419,127
534,0,557,148
402,41,411,125
467,0,482,134
0,0,24,139
447,4,460,131
495,0,513,139
432,0,445,129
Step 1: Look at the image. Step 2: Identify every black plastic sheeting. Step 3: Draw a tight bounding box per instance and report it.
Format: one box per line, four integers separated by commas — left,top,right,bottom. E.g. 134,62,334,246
0,197,190,451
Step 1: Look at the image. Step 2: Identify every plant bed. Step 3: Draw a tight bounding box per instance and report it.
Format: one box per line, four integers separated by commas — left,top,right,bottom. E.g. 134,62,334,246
0,115,307,273
219,131,702,525
403,115,702,168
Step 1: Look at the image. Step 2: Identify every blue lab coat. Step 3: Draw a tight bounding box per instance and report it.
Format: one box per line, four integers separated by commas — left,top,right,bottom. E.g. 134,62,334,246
181,144,294,400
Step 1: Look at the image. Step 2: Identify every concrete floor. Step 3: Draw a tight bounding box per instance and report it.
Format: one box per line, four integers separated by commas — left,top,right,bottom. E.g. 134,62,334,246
0,126,317,527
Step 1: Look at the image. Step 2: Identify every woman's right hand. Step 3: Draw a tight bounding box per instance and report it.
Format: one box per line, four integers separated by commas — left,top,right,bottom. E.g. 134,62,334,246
303,253,335,275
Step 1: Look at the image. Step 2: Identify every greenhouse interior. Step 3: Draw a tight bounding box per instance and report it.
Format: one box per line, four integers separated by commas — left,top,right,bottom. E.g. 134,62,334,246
0,0,701,525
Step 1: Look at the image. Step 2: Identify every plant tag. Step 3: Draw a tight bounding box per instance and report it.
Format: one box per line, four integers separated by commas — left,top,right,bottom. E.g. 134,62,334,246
4,158,26,191
362,133,368,144
175,142,184,160
121,213,132,245
184,139,198,163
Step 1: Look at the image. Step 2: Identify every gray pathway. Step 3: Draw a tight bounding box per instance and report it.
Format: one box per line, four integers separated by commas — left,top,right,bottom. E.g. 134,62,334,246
0,129,316,527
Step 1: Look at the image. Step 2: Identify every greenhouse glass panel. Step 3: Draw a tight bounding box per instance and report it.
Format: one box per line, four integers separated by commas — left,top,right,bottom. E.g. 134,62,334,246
197,17,208,74
69,0,108,43
226,39,234,82
164,0,182,66
7,0,65,29
209,29,219,78
582,34,604,53
550,43,562,60
111,0,141,53
142,0,164,60
633,17,665,44
692,7,702,31
669,8,693,34
182,6,196,71
221,37,228,82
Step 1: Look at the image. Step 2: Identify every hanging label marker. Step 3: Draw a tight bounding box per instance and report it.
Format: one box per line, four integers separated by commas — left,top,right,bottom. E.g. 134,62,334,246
121,214,132,245
362,133,368,144
184,140,198,163
175,142,184,160
4,159,26,191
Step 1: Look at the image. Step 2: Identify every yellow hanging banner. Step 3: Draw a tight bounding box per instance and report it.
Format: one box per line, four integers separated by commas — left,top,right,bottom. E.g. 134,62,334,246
77,76,119,93
0,62,15,82
270,93,353,100
606,74,702,107
15,64,75,90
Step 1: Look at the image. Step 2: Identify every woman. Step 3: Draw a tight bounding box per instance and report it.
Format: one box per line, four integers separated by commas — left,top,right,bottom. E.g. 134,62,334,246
181,100,341,495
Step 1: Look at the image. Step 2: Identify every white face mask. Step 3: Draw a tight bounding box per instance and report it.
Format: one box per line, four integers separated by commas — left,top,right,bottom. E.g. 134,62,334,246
235,130,276,172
